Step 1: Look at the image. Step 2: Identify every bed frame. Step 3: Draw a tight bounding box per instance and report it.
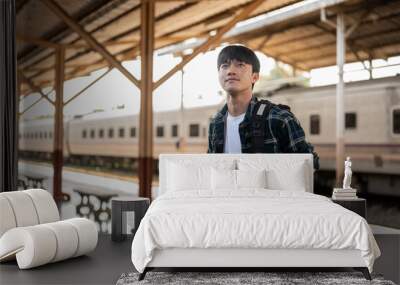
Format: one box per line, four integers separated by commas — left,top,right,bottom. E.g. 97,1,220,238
139,249,371,280
138,154,372,281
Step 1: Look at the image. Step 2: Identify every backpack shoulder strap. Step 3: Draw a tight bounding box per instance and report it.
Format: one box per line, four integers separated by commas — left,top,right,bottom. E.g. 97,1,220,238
251,99,273,153
277,103,291,112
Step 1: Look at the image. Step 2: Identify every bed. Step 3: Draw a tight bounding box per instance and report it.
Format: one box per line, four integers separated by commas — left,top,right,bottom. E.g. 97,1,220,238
131,154,380,281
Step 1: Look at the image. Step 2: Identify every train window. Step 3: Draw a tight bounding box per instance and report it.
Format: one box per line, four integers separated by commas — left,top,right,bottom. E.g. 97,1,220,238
393,108,400,134
119,128,125,138
156,126,164,137
130,127,136,138
189,124,199,137
99,129,104,138
310,115,320,135
82,130,87,139
108,128,114,138
90,129,95,139
34,133,38,139
202,127,206,137
171,124,178,137
49,132,52,139
44,132,47,139
39,132,42,139
345,112,357,129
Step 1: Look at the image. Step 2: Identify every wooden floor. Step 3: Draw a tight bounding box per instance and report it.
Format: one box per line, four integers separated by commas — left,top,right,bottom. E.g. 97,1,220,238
1,232,399,285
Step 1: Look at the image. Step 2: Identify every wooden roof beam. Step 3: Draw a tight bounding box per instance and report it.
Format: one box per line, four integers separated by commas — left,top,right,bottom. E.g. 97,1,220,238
19,97,44,116
17,35,60,49
260,31,327,49
22,31,198,82
18,36,140,52
347,45,370,72
274,24,397,56
65,39,140,49
153,0,265,90
19,89,53,116
16,0,30,14
257,48,307,72
41,0,140,88
64,68,112,106
313,22,377,59
293,45,391,64
256,33,274,51
344,8,376,39
18,70,55,105
279,39,333,55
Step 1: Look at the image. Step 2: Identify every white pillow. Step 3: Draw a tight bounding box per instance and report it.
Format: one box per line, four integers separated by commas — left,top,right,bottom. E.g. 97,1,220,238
266,162,307,191
238,159,309,192
166,162,210,192
211,168,267,191
211,168,236,191
236,169,267,189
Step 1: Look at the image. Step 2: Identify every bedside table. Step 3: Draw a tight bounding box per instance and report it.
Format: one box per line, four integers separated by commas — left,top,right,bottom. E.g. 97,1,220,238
331,198,366,218
111,197,150,242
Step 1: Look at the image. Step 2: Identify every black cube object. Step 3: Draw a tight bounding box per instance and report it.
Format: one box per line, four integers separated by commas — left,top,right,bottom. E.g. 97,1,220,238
331,198,366,218
111,197,150,242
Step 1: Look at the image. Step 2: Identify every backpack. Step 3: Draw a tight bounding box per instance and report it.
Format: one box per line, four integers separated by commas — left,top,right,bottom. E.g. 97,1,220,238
251,99,291,153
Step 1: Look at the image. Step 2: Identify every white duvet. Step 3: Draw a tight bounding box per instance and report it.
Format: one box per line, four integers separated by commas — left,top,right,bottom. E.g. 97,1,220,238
131,190,380,273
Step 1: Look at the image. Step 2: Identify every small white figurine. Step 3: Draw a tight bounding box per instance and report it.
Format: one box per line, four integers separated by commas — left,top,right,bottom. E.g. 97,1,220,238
343,157,352,189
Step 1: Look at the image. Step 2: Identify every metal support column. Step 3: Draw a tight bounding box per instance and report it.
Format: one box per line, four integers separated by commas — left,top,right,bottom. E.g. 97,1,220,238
292,67,297,77
368,57,373,79
53,46,65,203
335,13,345,187
179,69,185,153
138,0,155,199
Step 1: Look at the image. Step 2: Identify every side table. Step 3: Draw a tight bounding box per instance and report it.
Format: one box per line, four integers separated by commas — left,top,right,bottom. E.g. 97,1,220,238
331,197,367,218
111,197,150,242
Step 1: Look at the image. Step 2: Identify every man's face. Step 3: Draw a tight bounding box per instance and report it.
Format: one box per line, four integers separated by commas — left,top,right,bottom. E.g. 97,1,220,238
218,59,259,95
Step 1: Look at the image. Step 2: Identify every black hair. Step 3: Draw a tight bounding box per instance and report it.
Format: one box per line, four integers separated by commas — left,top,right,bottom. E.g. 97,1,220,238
217,45,260,73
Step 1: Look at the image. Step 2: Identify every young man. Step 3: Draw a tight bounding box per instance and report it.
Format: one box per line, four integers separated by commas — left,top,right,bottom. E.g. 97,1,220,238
207,44,319,170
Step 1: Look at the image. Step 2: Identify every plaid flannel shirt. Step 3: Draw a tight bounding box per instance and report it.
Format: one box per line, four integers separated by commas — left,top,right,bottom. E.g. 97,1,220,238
207,96,320,170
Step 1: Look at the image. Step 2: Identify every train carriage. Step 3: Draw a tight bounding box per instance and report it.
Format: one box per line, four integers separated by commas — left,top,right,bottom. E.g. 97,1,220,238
19,76,400,196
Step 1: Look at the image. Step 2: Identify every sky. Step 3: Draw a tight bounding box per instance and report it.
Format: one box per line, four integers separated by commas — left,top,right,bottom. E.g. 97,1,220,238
20,48,400,122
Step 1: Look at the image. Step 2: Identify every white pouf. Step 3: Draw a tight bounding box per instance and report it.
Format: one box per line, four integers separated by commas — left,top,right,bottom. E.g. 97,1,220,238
0,189,98,269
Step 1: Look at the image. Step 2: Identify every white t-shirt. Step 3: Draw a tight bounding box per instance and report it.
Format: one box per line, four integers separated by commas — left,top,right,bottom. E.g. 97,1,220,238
224,112,246,153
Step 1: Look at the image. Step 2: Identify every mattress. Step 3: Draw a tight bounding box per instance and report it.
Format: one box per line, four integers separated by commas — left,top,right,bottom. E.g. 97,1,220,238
131,190,380,273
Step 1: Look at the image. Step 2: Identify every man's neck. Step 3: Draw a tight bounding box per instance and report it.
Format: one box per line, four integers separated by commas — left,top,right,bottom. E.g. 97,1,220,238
226,90,252,116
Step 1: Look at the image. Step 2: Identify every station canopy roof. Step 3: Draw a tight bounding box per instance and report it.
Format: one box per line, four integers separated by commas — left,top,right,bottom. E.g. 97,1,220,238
17,0,400,95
